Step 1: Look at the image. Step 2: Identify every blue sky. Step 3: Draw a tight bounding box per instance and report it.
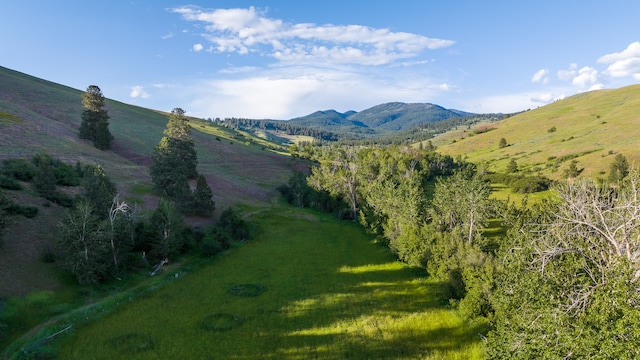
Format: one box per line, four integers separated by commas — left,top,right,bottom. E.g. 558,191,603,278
2,1,640,119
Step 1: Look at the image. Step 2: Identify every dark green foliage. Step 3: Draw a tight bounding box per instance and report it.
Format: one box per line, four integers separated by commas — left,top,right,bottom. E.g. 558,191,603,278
94,118,113,150
7,203,38,218
1,158,36,181
216,207,249,242
79,85,112,150
200,234,224,256
32,156,58,200
0,189,10,246
149,198,186,261
278,170,314,207
506,158,518,173
56,200,110,284
82,165,117,217
193,174,215,217
563,159,581,178
150,108,199,202
485,173,552,193
31,153,80,186
498,137,507,148
0,175,22,190
608,153,629,183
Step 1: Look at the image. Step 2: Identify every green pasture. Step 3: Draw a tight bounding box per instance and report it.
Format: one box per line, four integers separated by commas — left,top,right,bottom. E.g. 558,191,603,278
55,207,486,359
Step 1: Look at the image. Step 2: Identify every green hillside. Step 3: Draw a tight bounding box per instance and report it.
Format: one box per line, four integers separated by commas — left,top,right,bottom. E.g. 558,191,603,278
433,84,640,180
0,66,296,297
0,65,293,209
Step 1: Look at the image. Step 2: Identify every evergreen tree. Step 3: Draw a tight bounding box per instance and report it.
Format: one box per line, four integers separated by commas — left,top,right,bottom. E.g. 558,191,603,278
82,165,117,217
563,160,580,179
608,153,629,183
79,85,112,150
150,108,198,197
193,174,215,217
506,158,518,173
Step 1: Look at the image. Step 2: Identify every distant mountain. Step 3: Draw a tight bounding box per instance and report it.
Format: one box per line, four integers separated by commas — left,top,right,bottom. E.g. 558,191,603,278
289,102,473,132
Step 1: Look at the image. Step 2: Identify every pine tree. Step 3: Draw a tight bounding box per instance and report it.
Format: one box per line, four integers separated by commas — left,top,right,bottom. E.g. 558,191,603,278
150,108,199,199
79,85,112,150
193,174,215,217
608,153,629,183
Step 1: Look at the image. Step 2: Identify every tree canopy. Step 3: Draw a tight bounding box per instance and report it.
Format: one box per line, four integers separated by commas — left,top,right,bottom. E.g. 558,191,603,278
79,85,112,150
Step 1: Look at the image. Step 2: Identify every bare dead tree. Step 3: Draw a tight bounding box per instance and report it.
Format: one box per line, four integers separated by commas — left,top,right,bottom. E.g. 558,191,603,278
530,169,640,315
108,193,130,270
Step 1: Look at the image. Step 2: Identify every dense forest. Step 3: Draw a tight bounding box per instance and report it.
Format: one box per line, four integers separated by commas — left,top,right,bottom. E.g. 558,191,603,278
278,144,639,359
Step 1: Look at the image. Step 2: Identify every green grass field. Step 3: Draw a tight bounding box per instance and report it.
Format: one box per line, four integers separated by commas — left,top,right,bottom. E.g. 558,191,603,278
433,84,640,181
54,206,486,359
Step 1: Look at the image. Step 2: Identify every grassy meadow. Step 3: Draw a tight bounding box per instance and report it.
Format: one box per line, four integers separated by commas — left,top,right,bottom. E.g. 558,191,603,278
433,84,640,181
53,206,486,359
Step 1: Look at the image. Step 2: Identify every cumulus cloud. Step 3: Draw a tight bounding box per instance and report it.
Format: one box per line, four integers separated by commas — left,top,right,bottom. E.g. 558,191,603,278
572,66,599,88
531,68,549,83
129,85,150,99
175,65,451,119
557,63,578,81
192,43,204,52
531,93,555,103
598,41,640,80
170,6,454,66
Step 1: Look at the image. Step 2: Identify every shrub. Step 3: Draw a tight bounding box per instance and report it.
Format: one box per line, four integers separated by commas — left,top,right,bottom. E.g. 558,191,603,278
0,175,22,190
7,204,38,218
200,235,223,257
1,158,36,181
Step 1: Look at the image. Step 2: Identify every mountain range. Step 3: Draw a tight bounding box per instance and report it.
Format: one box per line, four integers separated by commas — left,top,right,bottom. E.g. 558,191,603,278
288,102,475,132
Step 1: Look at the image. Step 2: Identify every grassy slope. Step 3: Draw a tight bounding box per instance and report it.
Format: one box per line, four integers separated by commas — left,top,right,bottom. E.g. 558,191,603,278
432,84,640,181
0,66,295,297
55,207,485,360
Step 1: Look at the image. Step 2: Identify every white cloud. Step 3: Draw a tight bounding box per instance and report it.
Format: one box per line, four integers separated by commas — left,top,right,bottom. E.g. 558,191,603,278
531,68,549,83
557,63,578,81
177,65,452,119
531,93,555,103
129,85,150,99
572,66,599,88
193,43,204,52
598,41,640,80
170,6,454,66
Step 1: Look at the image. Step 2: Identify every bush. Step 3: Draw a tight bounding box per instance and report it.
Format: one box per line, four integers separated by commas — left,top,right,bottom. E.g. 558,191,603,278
7,204,38,218
1,158,36,181
0,175,22,190
200,235,223,257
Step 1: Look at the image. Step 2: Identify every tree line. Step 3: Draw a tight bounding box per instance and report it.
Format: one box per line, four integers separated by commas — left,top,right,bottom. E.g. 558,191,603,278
279,144,638,358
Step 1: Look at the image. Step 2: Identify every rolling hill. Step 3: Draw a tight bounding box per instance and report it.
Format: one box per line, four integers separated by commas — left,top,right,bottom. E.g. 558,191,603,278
0,65,297,297
432,84,640,180
288,102,473,133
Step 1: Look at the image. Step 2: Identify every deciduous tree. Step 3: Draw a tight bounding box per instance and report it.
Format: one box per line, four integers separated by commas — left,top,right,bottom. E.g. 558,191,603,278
150,198,185,261
56,200,109,284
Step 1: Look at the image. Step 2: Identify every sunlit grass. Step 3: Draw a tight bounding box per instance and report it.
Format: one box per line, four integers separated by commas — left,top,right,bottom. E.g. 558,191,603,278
53,206,486,359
